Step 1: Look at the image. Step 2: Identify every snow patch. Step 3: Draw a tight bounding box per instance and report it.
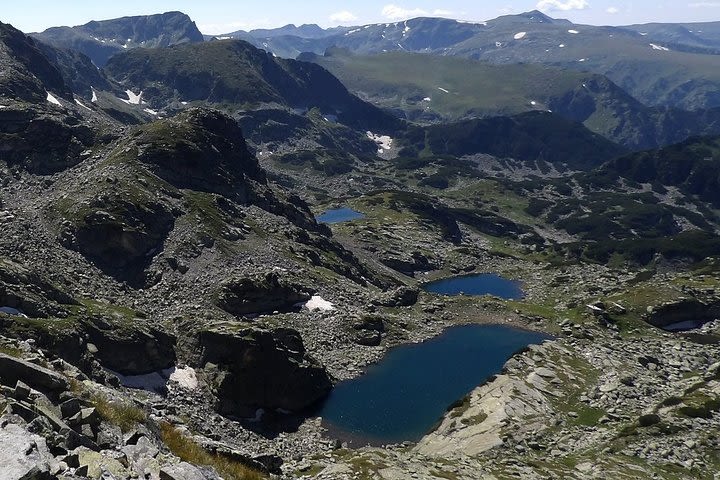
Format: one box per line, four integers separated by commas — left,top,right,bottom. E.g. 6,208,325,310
530,100,537,106
46,92,62,106
74,98,91,110
367,131,393,154
578,58,587,62
559,44,566,48
0,306,27,317
169,366,198,390
143,108,158,115
304,295,335,312
422,97,432,102
650,43,669,51
514,32,527,40
437,87,449,93
181,101,188,105
568,29,579,34
495,41,503,47
123,89,143,105
345,28,361,35
91,89,98,103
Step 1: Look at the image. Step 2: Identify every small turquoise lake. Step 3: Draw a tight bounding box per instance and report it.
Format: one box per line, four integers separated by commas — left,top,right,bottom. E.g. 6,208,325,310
319,324,550,446
423,273,523,299
316,207,365,224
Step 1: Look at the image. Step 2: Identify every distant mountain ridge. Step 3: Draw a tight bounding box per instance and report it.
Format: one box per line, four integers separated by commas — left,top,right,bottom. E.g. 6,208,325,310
31,11,203,66
102,38,402,134
225,12,720,111
303,48,720,150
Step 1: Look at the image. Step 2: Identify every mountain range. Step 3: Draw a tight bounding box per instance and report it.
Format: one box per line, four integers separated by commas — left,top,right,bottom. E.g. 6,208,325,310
224,11,720,112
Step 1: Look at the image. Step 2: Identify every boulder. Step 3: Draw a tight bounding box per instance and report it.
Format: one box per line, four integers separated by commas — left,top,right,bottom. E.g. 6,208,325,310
199,327,332,417
0,353,68,394
0,418,54,480
76,447,128,479
160,462,221,480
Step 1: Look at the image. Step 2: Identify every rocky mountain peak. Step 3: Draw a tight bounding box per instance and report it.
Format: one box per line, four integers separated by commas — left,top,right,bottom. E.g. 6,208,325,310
132,107,265,196
31,11,204,67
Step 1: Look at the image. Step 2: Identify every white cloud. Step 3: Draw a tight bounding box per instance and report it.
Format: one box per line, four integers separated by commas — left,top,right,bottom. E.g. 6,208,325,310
382,4,429,20
329,11,358,23
536,0,590,12
689,1,720,6
606,6,619,14
432,9,455,16
198,19,272,35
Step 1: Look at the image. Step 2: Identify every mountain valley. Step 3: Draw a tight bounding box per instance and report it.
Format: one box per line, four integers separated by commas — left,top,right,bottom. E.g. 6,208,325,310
0,7,719,480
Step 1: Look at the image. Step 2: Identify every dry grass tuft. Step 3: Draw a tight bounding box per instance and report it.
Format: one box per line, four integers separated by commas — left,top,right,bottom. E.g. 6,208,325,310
91,394,146,432
160,422,266,480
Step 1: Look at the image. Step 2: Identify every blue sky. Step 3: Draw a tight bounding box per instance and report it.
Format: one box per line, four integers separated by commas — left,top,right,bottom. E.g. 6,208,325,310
4,1,720,34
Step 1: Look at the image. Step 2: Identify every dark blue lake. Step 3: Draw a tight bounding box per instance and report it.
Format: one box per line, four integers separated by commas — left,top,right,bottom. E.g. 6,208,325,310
316,207,365,224
423,273,523,299
319,324,550,446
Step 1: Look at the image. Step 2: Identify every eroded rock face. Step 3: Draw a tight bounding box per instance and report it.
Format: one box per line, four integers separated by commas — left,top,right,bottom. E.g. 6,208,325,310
199,327,332,417
61,199,175,284
646,298,720,329
216,271,313,315
0,259,76,318
0,107,96,174
85,323,176,375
